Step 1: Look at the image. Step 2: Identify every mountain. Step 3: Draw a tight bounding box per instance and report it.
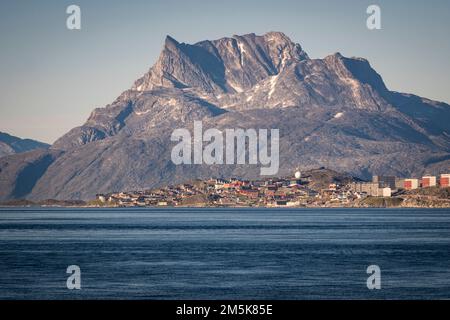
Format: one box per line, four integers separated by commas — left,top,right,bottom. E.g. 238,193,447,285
0,132,49,158
1,32,449,201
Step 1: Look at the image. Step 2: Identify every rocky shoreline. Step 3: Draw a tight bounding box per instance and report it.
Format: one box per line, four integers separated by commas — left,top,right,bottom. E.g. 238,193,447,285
1,196,449,209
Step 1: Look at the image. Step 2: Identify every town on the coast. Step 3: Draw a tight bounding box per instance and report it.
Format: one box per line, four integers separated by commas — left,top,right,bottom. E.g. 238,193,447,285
93,169,450,208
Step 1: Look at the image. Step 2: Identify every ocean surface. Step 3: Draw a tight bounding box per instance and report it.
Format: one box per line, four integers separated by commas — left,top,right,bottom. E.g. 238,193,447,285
0,207,449,300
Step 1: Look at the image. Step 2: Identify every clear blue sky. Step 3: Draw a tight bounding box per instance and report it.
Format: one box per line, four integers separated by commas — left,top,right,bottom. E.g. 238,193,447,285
1,0,449,143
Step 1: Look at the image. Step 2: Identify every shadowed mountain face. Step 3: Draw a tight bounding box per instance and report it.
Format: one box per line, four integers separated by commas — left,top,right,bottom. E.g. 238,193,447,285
1,32,449,201
0,132,49,158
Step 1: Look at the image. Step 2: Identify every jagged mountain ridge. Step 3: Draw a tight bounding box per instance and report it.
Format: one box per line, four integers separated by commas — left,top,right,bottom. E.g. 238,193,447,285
1,31,449,200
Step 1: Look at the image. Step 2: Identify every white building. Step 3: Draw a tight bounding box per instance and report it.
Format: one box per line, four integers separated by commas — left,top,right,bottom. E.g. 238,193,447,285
378,187,392,197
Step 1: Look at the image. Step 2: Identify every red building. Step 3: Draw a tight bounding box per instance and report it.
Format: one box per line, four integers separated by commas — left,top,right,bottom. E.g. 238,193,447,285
404,179,419,190
422,176,437,188
440,174,450,187
238,189,259,198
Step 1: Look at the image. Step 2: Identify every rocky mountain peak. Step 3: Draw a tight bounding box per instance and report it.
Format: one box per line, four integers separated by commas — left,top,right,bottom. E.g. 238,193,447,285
164,35,179,48
132,32,309,94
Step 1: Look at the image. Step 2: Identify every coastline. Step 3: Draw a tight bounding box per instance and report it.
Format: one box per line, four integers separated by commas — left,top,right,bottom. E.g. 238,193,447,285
1,200,449,209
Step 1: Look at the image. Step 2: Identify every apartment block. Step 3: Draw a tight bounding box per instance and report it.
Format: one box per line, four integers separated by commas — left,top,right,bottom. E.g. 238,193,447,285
440,174,450,187
404,178,419,190
422,176,437,187
372,175,396,189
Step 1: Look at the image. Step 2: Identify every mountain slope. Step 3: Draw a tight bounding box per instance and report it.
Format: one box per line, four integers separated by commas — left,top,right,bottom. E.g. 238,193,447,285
0,132,50,158
1,32,449,200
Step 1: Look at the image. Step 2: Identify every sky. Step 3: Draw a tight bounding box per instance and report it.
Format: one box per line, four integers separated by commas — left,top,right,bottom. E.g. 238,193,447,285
0,0,449,143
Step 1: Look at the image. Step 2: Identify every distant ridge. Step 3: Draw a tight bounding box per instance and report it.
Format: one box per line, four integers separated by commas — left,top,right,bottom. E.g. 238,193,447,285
0,132,49,158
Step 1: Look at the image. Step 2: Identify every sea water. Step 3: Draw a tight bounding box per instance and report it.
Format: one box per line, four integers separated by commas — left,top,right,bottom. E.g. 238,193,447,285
0,207,449,299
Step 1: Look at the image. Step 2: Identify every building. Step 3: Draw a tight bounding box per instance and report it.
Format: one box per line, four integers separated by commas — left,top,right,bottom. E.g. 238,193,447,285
404,179,419,190
349,182,379,196
395,178,405,189
373,176,396,189
378,187,392,197
440,174,450,187
349,182,391,197
238,189,259,199
328,183,337,191
422,176,437,188
96,194,106,203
